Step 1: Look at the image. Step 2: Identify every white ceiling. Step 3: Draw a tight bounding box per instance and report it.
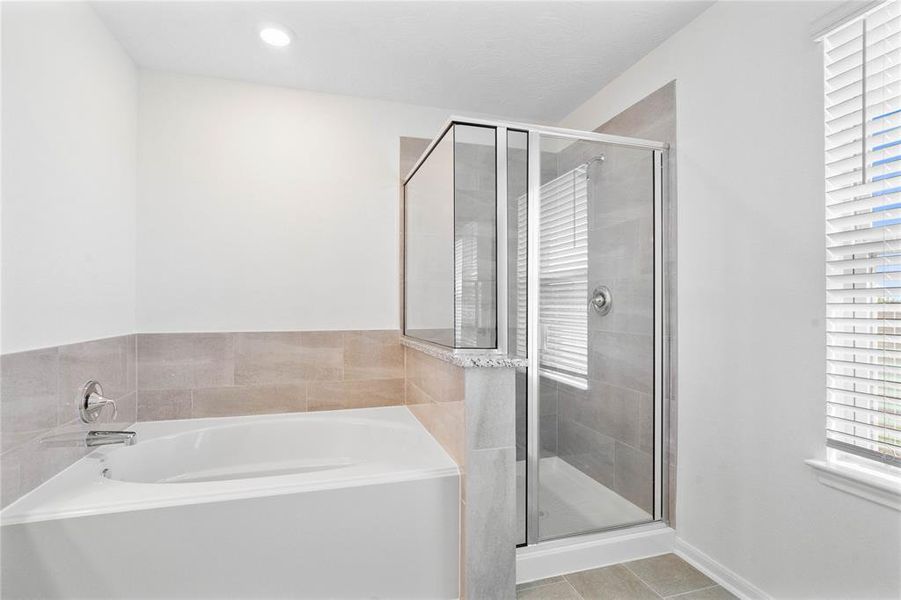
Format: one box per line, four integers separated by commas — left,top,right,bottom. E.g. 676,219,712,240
92,1,712,122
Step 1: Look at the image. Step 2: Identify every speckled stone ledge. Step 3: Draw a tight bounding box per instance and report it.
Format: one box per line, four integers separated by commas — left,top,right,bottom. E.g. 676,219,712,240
401,336,528,369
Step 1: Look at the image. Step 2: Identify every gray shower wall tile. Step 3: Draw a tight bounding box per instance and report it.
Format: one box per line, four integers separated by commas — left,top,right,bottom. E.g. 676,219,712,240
587,147,655,228
557,418,615,489
587,331,653,395
539,376,559,416
590,380,642,449
588,276,654,337
595,80,677,524
540,414,558,459
614,441,654,514
1,334,137,508
515,370,528,461
638,391,655,455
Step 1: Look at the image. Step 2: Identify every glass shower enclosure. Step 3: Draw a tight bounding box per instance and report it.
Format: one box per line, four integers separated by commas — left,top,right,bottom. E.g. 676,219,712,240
403,118,668,546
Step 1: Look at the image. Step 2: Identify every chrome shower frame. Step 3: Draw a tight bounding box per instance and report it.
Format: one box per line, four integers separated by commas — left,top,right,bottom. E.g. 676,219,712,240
402,116,671,547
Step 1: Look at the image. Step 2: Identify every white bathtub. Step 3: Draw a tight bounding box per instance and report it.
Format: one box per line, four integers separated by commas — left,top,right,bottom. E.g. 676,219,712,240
1,406,460,599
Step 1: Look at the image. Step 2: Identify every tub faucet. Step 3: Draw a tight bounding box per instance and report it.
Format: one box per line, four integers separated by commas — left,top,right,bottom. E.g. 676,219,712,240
85,430,137,447
40,429,137,448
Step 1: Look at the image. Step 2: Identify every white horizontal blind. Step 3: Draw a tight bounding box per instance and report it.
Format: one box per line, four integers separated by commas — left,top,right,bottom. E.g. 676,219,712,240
455,222,478,347
539,166,588,382
824,0,901,465
515,193,528,358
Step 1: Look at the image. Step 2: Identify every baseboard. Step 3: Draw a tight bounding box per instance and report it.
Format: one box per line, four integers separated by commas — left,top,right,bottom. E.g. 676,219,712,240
674,537,770,600
516,522,675,584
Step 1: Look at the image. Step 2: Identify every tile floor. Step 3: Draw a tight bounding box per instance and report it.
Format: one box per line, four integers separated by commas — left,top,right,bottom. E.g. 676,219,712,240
516,554,737,600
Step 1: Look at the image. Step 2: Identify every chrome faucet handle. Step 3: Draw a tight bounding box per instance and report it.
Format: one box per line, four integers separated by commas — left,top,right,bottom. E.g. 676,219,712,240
78,380,118,424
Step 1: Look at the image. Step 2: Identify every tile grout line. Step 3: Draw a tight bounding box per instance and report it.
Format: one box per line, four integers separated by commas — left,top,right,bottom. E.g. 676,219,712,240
562,577,585,599
620,561,666,598
663,583,723,599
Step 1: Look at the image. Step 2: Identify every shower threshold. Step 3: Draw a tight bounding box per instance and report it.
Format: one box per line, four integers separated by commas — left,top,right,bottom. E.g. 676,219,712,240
516,457,651,542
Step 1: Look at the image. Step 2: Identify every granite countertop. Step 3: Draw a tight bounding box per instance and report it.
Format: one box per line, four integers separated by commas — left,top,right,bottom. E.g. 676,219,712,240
400,336,528,369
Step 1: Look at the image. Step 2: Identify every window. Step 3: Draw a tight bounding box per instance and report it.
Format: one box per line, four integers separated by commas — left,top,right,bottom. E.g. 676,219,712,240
824,0,901,466
538,166,589,387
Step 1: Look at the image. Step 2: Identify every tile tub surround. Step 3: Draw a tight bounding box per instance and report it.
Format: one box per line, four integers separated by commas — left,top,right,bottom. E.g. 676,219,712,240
135,330,405,420
1,335,137,508
403,343,518,599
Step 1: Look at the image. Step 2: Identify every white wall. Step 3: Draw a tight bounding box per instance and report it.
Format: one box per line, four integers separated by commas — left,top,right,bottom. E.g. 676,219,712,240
562,2,900,598
137,71,450,333
1,2,137,353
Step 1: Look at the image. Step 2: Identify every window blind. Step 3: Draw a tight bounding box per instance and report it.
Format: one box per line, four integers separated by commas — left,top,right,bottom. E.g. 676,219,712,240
455,222,478,347
515,193,528,358
538,166,588,384
824,0,901,465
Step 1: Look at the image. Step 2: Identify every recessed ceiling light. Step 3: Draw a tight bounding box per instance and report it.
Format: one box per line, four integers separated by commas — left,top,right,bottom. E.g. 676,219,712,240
260,26,292,48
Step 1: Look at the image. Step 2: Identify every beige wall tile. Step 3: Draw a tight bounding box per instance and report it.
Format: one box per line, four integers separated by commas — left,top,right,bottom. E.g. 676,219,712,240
235,331,342,384
137,333,233,391
1,347,59,453
404,379,432,406
137,333,195,390
407,400,465,466
234,332,304,384
0,446,23,508
403,346,467,467
343,330,403,380
405,346,464,404
308,378,404,412
191,333,235,388
191,384,306,418
137,389,192,421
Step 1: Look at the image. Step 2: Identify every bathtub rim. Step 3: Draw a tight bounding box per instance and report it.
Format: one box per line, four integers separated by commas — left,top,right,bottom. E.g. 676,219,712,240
1,405,459,527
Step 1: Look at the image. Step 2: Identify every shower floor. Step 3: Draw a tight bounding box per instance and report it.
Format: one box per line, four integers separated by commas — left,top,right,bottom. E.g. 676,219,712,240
516,456,652,542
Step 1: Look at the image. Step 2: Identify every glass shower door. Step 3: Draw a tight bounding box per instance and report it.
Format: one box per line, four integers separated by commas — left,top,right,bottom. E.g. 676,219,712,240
527,134,662,542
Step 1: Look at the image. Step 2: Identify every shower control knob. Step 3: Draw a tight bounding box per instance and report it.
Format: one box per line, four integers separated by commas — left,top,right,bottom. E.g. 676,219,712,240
589,286,613,316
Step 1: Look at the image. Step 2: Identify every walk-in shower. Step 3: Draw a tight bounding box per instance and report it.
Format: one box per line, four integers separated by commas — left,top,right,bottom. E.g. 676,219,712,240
403,117,668,547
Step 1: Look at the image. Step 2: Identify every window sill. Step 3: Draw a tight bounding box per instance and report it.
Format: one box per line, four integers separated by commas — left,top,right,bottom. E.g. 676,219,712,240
805,458,901,511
